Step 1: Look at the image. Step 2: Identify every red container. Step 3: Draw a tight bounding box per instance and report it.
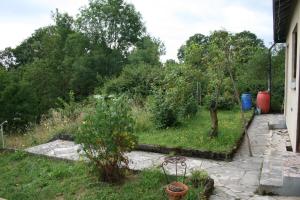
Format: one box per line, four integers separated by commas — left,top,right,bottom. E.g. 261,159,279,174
257,91,270,114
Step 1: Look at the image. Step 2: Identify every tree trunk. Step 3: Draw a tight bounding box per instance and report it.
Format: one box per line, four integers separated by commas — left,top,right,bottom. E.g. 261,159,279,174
209,101,218,137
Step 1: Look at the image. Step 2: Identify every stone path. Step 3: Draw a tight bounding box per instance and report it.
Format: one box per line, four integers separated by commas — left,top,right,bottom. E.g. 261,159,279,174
26,114,300,200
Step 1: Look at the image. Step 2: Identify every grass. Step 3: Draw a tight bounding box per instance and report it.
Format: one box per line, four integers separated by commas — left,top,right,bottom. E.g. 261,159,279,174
0,151,209,200
136,108,253,153
5,110,82,149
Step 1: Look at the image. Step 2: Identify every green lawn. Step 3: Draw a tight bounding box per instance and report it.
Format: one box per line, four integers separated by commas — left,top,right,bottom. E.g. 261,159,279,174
0,151,207,200
136,108,252,153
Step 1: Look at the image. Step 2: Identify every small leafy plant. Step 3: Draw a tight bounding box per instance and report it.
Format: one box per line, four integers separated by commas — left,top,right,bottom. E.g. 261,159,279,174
189,170,208,188
76,95,137,183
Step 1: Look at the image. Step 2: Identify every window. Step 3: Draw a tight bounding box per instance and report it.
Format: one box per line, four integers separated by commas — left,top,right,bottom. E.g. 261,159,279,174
292,24,298,81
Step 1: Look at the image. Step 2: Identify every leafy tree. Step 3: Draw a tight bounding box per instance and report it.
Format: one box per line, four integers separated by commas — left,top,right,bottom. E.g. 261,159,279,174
77,0,145,54
128,36,165,66
0,48,17,69
232,31,265,64
236,49,269,94
177,33,208,66
271,45,285,111
0,70,39,131
204,30,232,137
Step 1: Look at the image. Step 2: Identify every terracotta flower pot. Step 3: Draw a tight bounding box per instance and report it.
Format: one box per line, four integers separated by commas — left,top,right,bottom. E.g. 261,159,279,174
165,181,189,200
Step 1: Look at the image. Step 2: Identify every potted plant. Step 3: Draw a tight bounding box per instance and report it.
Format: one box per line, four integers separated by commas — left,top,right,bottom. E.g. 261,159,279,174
162,156,189,200
165,181,189,200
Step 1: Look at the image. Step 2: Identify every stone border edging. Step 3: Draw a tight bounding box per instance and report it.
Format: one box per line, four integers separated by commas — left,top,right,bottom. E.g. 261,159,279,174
48,111,255,161
136,111,255,161
203,177,214,199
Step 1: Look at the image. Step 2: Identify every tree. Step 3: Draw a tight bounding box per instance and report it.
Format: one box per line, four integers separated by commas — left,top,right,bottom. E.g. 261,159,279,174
0,48,17,69
232,31,265,64
0,70,39,131
77,0,145,54
128,36,165,66
270,45,285,111
205,30,232,137
177,33,208,66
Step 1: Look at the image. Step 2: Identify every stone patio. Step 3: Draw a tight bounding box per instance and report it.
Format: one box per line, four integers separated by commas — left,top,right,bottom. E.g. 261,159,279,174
25,114,300,200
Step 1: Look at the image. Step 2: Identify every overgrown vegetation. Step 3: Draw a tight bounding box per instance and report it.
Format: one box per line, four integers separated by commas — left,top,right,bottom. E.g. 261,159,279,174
0,0,284,134
0,0,146,131
0,151,210,200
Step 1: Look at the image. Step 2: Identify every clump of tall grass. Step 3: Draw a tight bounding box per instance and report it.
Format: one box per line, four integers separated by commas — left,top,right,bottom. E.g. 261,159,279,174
6,94,86,149
131,104,153,132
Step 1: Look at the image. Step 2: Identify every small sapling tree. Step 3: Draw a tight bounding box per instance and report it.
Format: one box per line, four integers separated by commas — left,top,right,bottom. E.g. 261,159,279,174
205,30,231,137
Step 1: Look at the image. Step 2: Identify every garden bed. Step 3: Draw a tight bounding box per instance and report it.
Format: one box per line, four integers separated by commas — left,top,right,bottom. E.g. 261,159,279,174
0,151,214,200
135,109,254,161
47,109,254,161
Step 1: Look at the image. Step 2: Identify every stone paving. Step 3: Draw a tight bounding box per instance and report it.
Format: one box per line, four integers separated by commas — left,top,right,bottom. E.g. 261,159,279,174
25,114,300,200
259,127,300,196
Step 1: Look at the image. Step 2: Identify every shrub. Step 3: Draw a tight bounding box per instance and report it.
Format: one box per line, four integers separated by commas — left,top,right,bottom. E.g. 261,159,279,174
148,65,199,128
76,95,137,183
103,64,163,104
147,90,178,129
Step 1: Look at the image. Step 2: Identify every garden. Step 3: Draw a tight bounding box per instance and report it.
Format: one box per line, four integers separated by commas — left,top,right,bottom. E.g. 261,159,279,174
0,0,285,199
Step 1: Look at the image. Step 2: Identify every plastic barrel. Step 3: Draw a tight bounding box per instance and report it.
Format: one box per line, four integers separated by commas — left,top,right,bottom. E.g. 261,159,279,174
256,91,270,114
241,93,252,111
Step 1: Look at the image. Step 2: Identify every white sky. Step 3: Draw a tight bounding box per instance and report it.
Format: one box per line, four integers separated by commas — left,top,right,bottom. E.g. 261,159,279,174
0,0,273,61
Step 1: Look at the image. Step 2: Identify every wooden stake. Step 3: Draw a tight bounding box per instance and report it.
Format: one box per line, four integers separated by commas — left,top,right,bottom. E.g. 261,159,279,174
226,65,253,157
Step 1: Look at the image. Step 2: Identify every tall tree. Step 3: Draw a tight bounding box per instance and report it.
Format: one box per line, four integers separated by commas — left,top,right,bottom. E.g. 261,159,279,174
177,33,208,66
128,36,165,66
77,0,145,54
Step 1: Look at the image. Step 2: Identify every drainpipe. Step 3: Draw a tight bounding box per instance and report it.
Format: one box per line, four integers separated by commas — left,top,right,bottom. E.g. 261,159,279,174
268,43,276,111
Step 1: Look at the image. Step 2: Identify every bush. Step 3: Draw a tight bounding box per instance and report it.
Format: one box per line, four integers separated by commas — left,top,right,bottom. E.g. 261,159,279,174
103,64,163,104
76,95,137,183
148,65,199,128
147,90,178,129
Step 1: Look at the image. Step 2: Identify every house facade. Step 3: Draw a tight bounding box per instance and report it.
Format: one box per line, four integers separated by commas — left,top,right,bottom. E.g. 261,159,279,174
274,0,300,152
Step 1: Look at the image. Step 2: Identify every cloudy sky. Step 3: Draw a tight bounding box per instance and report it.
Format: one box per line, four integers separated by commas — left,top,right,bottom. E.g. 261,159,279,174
0,0,273,61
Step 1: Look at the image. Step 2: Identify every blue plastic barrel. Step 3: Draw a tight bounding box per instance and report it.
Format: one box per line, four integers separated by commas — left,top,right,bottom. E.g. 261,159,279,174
241,93,252,111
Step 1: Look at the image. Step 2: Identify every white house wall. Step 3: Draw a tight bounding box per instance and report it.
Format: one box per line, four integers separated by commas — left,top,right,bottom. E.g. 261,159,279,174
285,0,300,152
